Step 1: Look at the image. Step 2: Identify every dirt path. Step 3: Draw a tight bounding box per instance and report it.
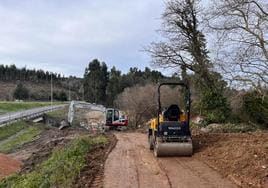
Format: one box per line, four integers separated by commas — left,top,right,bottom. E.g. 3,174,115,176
103,133,237,188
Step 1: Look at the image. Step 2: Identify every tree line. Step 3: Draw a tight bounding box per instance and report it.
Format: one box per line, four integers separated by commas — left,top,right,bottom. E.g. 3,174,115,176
0,64,64,82
83,59,169,106
0,64,82,101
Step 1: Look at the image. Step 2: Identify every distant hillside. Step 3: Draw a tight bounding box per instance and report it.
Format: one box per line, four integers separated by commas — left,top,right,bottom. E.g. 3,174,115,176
0,64,82,101
0,80,82,101
0,64,63,82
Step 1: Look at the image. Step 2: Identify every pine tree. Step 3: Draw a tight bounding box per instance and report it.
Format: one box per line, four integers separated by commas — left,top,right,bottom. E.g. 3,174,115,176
83,59,108,104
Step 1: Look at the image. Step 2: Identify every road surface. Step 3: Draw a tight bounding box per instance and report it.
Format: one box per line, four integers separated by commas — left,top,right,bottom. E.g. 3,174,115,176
103,133,237,188
0,104,67,126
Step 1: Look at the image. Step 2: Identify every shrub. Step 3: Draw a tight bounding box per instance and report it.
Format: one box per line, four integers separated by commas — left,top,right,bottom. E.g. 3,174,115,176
200,89,230,123
242,91,268,126
13,83,29,100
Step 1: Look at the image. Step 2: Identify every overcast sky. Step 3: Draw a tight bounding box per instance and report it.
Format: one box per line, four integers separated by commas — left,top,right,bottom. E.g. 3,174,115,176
0,0,164,77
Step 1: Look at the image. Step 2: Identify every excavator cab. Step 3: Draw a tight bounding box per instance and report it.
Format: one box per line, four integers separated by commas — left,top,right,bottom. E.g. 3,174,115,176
148,82,193,157
106,108,128,128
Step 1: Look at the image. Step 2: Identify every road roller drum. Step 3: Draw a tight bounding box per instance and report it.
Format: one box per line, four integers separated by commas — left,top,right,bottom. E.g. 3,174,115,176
154,138,193,157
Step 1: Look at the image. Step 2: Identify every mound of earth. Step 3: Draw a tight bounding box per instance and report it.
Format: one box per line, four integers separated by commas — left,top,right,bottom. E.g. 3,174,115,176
74,134,117,188
84,111,106,131
0,154,22,180
193,132,268,187
12,128,88,173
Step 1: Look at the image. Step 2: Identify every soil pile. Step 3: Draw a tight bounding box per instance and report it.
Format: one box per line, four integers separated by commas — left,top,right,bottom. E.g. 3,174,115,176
9,127,88,173
0,154,22,180
74,134,117,188
193,132,268,187
85,111,106,132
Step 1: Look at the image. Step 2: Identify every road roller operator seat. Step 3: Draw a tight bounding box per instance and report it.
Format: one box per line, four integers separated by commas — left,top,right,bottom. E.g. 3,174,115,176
163,104,181,121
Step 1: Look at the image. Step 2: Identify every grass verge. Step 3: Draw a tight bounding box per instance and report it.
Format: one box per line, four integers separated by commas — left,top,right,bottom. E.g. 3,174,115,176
0,121,29,141
0,126,42,153
46,107,68,119
0,135,108,188
0,101,62,114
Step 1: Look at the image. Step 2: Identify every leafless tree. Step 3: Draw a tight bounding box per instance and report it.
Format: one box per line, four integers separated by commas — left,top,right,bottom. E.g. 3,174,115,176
115,84,157,128
206,0,268,93
115,84,185,128
146,0,214,87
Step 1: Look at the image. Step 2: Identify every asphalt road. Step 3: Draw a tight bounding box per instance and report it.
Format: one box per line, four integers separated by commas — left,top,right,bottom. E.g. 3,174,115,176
0,104,67,126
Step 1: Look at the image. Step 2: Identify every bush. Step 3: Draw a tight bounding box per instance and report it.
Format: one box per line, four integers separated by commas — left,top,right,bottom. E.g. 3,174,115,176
52,91,68,101
242,91,268,126
58,91,68,101
200,89,230,123
13,83,29,100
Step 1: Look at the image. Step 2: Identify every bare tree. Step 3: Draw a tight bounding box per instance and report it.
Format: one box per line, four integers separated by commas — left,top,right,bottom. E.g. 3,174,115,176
206,0,268,93
115,84,156,128
115,84,185,128
146,0,214,87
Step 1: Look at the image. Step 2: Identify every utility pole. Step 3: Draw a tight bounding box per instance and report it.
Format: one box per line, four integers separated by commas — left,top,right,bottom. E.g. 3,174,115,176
82,84,85,101
51,73,53,110
68,81,71,101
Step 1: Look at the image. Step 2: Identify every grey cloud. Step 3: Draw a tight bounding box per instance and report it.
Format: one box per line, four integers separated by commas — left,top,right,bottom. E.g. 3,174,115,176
0,0,164,76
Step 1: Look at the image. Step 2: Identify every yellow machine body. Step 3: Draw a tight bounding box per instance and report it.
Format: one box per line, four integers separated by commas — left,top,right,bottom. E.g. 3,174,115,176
148,113,187,131
147,82,193,157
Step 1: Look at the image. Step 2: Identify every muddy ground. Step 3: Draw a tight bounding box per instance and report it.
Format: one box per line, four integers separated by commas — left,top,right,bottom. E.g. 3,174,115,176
0,108,108,183
193,133,268,187
1,122,267,188
103,132,268,188
0,154,22,180
74,134,117,188
0,126,89,179
103,133,237,188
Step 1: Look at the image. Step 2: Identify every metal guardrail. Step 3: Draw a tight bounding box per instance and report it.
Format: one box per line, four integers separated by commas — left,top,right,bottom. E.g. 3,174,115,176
0,104,67,127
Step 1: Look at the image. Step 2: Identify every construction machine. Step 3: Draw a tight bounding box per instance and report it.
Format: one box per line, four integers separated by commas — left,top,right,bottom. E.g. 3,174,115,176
148,82,193,157
105,108,128,128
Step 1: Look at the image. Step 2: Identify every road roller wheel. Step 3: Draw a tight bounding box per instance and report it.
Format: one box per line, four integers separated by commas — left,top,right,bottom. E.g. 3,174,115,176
149,135,154,150
153,139,160,157
153,138,193,157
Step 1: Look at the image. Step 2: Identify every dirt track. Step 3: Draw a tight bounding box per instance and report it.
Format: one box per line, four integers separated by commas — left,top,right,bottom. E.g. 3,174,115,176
103,133,237,188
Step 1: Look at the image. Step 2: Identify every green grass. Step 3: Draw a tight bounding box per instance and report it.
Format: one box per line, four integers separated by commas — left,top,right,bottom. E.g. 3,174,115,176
0,126,42,153
0,101,63,114
0,121,29,141
0,135,108,188
46,107,68,119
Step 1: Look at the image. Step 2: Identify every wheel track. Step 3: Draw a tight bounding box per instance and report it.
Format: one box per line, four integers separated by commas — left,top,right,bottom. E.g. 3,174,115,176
156,158,173,188
103,132,237,188
174,158,213,185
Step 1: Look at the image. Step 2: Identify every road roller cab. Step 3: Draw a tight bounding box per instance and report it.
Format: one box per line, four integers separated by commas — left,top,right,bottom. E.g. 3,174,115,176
148,82,193,157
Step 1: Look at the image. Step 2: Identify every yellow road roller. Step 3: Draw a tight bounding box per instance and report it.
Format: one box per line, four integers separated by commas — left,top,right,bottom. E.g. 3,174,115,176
148,82,193,157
